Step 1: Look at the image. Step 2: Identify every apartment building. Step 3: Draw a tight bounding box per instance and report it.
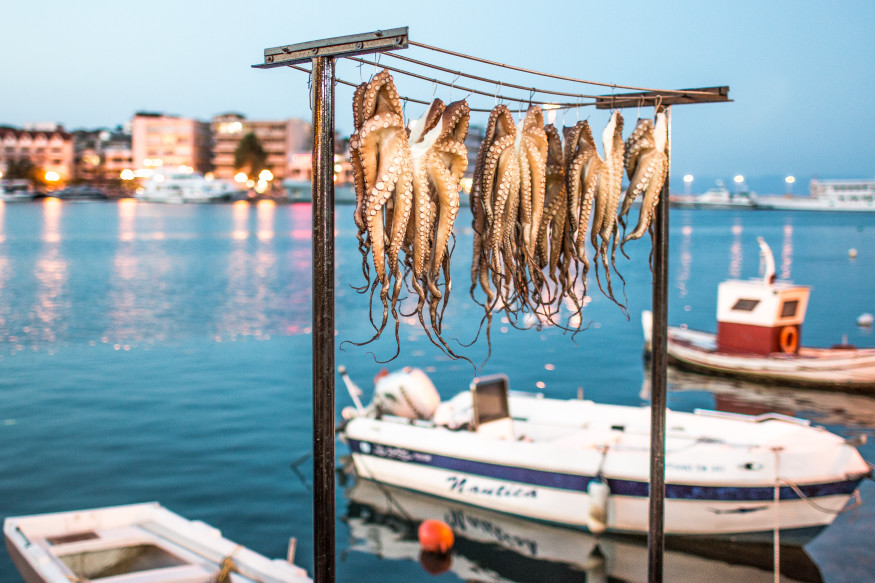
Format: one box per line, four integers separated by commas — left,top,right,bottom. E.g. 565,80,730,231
210,113,311,181
0,123,74,181
131,112,211,174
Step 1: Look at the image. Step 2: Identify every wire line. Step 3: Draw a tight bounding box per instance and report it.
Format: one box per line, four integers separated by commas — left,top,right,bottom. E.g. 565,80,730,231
382,52,603,100
409,40,714,96
344,56,594,109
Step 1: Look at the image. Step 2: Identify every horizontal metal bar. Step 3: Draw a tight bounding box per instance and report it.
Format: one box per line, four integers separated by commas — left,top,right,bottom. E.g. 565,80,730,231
254,27,409,68
595,86,730,109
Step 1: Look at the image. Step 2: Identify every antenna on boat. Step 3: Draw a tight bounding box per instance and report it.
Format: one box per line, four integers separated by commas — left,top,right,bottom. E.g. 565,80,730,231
757,237,776,285
338,365,366,413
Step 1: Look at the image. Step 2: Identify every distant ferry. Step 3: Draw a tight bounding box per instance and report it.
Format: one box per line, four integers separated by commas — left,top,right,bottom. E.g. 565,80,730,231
756,178,875,212
136,168,241,204
670,181,757,209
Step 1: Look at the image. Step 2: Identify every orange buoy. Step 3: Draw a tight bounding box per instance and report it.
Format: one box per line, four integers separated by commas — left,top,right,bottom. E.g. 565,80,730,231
418,519,454,554
779,326,798,353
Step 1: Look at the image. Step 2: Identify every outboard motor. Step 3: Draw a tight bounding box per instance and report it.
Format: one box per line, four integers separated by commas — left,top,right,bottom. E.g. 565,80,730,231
372,367,440,421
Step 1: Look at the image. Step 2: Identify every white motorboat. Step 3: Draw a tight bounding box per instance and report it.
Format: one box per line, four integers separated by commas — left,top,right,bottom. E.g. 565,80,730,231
137,169,241,203
4,502,311,583
337,366,871,545
344,478,825,582
0,179,38,201
756,178,875,212
643,238,875,390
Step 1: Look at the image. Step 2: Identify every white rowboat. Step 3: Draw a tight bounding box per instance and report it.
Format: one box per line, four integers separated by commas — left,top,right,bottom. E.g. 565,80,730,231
4,502,311,583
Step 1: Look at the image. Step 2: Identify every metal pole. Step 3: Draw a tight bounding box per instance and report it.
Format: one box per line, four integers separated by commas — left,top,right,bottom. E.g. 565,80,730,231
647,105,671,583
311,55,336,583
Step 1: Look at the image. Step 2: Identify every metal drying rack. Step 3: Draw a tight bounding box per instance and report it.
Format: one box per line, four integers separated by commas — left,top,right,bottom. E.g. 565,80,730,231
254,26,731,583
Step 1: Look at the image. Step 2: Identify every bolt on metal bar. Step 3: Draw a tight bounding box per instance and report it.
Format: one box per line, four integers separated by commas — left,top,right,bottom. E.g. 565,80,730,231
311,55,336,583
648,105,671,583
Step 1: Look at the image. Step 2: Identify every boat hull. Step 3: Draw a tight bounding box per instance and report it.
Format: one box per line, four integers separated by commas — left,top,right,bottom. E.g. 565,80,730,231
642,312,875,391
342,405,867,545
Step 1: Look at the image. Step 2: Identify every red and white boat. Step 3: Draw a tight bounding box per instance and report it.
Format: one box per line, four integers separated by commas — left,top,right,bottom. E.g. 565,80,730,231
643,237,875,391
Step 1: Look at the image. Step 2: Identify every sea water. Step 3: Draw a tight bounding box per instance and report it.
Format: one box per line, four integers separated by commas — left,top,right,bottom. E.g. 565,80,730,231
0,198,873,582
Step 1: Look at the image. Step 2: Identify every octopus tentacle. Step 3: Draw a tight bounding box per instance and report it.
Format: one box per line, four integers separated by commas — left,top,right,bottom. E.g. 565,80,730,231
621,110,668,247
349,82,371,292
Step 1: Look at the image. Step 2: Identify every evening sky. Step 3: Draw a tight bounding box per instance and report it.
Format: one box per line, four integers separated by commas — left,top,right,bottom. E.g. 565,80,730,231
2,0,873,192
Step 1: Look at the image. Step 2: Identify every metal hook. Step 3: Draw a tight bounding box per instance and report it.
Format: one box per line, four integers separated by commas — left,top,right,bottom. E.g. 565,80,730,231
450,73,460,101
494,82,503,107
528,88,535,107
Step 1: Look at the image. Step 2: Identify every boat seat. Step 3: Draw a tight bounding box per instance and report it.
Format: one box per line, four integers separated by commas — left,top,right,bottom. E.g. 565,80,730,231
471,374,514,440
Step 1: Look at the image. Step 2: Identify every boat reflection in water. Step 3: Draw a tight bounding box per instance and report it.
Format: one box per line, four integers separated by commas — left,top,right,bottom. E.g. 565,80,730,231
640,365,875,431
341,475,823,583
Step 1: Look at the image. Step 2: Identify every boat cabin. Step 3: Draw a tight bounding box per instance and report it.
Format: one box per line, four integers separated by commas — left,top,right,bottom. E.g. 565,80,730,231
716,279,810,355
470,374,514,439
716,237,810,355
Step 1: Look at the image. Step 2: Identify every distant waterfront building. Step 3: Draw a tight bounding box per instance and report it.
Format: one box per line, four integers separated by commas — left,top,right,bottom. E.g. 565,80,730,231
131,112,211,175
210,113,311,181
72,127,133,182
0,124,74,182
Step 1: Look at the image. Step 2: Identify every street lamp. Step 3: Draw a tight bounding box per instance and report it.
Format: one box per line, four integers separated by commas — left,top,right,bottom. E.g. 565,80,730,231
733,174,745,194
785,175,795,195
683,174,694,195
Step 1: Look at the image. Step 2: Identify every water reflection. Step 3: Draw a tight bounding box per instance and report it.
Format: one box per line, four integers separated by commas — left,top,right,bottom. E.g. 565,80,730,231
728,220,743,278
676,223,693,300
780,223,794,281
0,203,8,340
33,199,68,344
641,365,875,431
342,476,822,583
105,199,173,345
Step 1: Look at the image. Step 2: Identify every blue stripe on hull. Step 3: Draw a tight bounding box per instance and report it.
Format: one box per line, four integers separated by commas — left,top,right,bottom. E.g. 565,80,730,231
348,438,861,502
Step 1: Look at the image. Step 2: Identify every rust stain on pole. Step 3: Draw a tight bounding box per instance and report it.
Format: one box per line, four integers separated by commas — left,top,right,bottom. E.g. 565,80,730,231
311,54,336,583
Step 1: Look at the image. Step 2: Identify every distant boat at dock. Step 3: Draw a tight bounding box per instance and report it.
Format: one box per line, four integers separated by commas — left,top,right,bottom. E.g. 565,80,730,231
756,178,875,212
671,181,757,209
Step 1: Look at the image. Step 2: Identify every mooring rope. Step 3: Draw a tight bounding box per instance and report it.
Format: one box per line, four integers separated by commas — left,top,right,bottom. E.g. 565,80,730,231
779,478,864,515
216,545,243,583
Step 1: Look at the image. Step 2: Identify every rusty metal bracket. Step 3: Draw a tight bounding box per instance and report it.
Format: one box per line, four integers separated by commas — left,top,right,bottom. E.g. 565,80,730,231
254,27,408,68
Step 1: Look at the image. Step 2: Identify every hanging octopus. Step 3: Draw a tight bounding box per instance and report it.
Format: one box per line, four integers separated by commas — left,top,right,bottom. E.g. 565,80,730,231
469,104,520,355
536,123,581,322
349,69,414,356
620,110,668,250
471,104,520,307
564,120,601,287
515,107,548,262
590,111,626,309
406,98,470,358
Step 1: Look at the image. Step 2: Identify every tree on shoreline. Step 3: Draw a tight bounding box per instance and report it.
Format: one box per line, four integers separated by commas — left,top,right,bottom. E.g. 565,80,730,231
233,133,269,181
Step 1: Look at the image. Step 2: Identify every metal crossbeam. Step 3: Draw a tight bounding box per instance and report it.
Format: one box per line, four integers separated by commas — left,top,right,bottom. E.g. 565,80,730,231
595,86,730,109
255,27,408,68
